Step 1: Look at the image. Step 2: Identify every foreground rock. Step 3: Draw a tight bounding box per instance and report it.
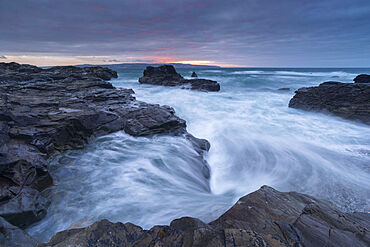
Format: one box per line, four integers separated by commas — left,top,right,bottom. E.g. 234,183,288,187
0,62,209,233
289,80,370,125
0,216,38,247
39,186,369,247
139,65,220,91
353,74,370,83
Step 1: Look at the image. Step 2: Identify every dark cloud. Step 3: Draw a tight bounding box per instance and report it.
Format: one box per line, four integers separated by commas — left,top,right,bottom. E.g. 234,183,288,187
0,55,6,59
0,0,369,66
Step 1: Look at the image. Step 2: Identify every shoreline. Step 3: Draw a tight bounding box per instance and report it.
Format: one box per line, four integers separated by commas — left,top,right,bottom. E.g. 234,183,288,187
0,62,369,246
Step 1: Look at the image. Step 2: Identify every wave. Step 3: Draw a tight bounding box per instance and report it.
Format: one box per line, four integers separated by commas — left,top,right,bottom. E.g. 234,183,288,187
230,70,356,78
275,71,356,77
231,70,266,75
202,70,223,73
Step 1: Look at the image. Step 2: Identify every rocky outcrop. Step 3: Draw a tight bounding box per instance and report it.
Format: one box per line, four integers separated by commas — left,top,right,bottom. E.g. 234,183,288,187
39,186,370,247
139,65,220,92
0,62,118,83
0,62,209,232
289,80,370,125
191,72,198,77
353,74,370,83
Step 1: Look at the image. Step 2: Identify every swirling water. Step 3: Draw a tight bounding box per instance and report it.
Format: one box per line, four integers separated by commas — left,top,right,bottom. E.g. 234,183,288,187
28,68,370,242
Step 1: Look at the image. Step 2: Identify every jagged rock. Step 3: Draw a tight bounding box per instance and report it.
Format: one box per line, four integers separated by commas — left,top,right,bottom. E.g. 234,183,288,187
139,65,220,92
39,186,369,247
0,216,38,247
191,72,198,77
353,74,370,83
289,81,370,125
0,62,208,229
0,62,118,83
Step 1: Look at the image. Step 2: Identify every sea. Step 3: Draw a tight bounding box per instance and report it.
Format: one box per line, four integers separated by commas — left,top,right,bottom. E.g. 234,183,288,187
27,67,370,242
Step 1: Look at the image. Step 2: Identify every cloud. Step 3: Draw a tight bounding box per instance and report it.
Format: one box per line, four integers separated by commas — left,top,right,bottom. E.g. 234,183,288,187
0,55,6,59
0,0,369,66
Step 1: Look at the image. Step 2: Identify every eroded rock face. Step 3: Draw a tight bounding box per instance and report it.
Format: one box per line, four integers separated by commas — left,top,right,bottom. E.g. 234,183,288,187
40,186,369,247
139,65,220,92
0,62,208,230
289,81,370,125
0,216,38,247
353,74,370,83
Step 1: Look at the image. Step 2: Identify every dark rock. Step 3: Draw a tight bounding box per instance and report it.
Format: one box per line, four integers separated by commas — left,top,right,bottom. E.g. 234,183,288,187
278,87,290,91
0,216,38,247
0,62,117,84
139,65,184,86
40,186,369,247
139,65,220,92
0,187,48,229
289,81,370,125
353,74,370,83
191,72,198,77
184,79,220,92
0,62,208,229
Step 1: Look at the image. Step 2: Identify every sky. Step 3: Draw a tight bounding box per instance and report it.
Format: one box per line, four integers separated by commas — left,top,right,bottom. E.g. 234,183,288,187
0,0,369,67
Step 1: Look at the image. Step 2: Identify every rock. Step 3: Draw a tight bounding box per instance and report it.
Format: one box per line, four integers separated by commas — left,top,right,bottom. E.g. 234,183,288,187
0,62,208,229
0,216,38,247
0,62,117,83
289,81,370,125
0,187,48,229
278,87,290,91
139,65,184,86
40,186,369,247
139,65,220,92
353,74,370,83
184,79,220,92
191,72,198,77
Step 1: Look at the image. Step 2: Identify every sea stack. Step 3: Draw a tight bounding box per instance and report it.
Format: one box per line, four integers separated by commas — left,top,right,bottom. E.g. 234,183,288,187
139,65,220,92
191,71,197,77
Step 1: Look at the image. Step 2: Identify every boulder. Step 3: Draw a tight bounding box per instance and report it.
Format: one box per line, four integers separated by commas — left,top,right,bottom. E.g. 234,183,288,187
191,72,198,77
0,62,208,229
353,74,370,83
289,81,370,125
139,65,220,92
40,186,369,247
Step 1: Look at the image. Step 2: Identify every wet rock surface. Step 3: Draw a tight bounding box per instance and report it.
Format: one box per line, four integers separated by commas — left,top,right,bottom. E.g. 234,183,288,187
39,186,369,247
0,216,38,247
289,80,370,125
353,74,370,83
0,62,208,233
139,65,220,91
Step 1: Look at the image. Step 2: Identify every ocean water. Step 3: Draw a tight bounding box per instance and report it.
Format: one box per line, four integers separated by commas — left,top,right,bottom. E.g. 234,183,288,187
28,68,370,242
